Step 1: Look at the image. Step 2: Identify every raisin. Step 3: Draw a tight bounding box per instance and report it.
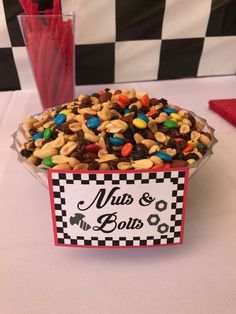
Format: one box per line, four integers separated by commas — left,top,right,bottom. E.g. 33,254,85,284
114,104,124,114
174,150,185,160
150,98,159,105
184,153,200,161
158,98,168,106
34,158,41,166
166,138,176,148
20,149,32,158
158,125,170,135
88,161,100,170
80,95,91,108
99,92,112,104
188,114,196,126
71,107,79,114
198,144,207,155
28,127,37,136
176,140,187,150
84,113,95,120
91,93,100,98
129,97,137,103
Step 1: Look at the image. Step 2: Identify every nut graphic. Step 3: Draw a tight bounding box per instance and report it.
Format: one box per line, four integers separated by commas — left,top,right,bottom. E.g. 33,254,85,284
155,200,167,212
157,223,169,234
147,214,160,226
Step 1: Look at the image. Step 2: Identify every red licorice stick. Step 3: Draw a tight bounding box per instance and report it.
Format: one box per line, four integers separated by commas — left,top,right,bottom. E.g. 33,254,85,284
35,30,50,105
44,10,53,29
48,23,68,104
19,0,30,14
51,0,62,32
51,21,73,104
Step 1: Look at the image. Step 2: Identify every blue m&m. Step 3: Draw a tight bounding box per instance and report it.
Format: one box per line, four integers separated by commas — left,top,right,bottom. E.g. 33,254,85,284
155,152,173,162
109,137,124,146
86,117,101,129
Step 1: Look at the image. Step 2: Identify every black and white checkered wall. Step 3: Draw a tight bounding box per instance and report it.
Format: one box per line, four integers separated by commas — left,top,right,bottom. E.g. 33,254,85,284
0,0,236,91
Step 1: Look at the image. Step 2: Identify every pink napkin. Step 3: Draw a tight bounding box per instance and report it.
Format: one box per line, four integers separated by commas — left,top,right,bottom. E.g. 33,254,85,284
209,99,236,127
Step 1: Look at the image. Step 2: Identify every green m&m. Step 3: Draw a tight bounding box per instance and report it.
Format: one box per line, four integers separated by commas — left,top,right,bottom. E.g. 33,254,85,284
43,127,52,139
163,120,178,128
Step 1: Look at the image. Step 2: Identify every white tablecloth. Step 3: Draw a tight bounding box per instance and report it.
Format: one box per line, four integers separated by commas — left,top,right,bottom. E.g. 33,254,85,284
1,76,236,314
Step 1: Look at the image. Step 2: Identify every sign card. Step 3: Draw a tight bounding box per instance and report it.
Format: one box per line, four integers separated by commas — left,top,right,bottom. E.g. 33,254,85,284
48,168,189,248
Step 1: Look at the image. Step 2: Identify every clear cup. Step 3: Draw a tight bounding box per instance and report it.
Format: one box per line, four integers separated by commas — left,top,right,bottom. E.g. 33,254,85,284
17,13,75,109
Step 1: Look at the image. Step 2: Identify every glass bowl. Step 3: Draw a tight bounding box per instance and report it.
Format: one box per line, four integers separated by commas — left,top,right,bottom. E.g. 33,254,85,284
11,105,217,189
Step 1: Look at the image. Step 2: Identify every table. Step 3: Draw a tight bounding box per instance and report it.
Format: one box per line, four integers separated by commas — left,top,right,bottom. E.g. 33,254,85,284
1,76,236,314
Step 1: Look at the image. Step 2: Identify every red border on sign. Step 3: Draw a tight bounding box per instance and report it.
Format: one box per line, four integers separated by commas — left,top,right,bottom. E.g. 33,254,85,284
48,167,189,249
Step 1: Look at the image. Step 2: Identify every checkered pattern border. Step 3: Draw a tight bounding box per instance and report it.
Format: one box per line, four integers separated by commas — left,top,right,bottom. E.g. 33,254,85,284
0,0,235,91
52,171,186,247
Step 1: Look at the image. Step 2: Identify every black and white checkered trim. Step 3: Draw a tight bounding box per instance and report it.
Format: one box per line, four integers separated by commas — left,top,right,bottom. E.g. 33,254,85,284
1,0,236,90
52,170,186,247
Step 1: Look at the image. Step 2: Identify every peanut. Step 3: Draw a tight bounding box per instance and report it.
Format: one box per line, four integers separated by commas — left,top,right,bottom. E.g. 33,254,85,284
60,141,78,156
117,162,133,170
53,163,71,170
149,155,163,165
132,159,153,170
180,124,190,134
84,132,99,143
134,133,144,144
52,155,70,164
154,132,166,143
73,163,89,170
33,147,58,159
99,163,111,170
199,134,211,145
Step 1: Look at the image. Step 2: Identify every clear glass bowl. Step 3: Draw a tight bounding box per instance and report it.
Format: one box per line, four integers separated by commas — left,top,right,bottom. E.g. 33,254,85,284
11,105,217,189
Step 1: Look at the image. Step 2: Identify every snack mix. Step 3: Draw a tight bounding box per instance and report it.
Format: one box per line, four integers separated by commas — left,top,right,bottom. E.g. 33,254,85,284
20,88,212,171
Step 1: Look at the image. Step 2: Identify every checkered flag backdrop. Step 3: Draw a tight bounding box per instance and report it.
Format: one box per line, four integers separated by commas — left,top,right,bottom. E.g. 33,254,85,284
0,0,236,90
